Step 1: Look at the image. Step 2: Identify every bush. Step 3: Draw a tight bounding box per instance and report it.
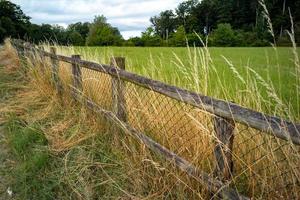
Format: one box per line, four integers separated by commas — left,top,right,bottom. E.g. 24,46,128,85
295,22,300,45
211,23,236,46
126,37,144,46
143,35,161,46
68,31,84,46
277,34,293,47
187,33,205,47
170,25,186,47
86,15,123,46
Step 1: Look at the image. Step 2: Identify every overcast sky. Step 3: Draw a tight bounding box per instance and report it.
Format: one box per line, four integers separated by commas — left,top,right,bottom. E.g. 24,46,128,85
11,0,182,39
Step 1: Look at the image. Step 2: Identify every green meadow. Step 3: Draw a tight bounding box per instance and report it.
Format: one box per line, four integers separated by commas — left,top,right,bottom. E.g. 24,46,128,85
71,46,300,119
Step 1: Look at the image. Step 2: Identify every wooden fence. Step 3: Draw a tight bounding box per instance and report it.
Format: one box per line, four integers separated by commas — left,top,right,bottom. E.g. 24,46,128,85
12,39,300,199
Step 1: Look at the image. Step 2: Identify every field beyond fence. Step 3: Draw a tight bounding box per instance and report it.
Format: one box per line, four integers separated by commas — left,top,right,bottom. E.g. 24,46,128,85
11,39,300,199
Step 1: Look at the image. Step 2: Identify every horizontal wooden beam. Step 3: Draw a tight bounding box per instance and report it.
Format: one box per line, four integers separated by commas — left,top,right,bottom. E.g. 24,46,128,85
12,40,300,145
71,89,248,200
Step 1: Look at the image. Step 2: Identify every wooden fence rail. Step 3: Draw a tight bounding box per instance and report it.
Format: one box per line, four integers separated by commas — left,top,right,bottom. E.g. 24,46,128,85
16,42,300,145
11,39,300,199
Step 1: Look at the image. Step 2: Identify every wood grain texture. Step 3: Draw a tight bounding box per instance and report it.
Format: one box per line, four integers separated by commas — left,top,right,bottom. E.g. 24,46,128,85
71,55,82,98
71,90,248,200
213,116,235,181
37,46,46,74
12,40,300,145
110,57,127,122
62,56,300,145
49,47,63,95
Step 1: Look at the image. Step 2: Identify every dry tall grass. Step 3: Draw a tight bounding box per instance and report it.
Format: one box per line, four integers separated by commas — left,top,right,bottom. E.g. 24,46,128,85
1,39,211,199
5,36,298,199
0,38,20,71
1,3,300,197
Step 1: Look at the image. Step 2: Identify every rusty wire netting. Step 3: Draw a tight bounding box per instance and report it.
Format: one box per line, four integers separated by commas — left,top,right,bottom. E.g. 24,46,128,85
233,127,300,198
16,42,300,199
55,61,300,199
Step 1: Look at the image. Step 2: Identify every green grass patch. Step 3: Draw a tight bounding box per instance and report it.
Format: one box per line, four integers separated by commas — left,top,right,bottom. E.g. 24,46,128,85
4,116,56,199
71,47,300,119
5,116,47,156
2,114,130,199
0,63,129,199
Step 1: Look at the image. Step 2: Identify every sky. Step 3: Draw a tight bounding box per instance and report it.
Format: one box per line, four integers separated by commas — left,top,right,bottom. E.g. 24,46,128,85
11,0,182,39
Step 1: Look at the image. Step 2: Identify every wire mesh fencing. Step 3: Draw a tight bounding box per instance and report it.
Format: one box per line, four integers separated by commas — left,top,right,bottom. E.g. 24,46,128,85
13,41,300,199
66,59,300,199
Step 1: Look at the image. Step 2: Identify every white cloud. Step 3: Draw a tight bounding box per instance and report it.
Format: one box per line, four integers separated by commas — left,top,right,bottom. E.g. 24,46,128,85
121,30,141,39
56,23,68,29
11,0,182,38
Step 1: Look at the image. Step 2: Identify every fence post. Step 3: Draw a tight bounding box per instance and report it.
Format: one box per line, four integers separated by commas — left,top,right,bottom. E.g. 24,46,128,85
16,44,24,60
50,47,63,96
213,116,235,181
26,43,35,65
23,42,29,58
38,46,45,59
38,46,45,73
110,57,127,123
71,55,82,100
17,41,26,64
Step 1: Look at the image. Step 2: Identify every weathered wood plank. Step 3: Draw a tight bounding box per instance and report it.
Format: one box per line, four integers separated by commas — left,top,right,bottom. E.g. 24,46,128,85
213,116,235,181
38,46,46,74
71,55,82,98
71,89,248,200
61,57,300,145
110,57,127,122
49,47,63,95
13,41,300,145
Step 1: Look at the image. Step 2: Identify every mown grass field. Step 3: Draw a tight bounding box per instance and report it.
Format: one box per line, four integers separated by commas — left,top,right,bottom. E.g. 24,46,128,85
70,46,300,119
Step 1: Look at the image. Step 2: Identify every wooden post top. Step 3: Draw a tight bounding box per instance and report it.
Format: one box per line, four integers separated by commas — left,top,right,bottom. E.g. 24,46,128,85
50,47,56,54
110,57,125,70
71,55,81,59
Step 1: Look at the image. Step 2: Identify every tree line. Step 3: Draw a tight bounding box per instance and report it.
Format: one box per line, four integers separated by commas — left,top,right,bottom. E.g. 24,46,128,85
0,0,122,46
128,0,300,47
1,0,299,47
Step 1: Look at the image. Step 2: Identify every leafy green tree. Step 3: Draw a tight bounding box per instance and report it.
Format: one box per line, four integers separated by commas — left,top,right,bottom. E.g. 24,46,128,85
148,0,300,46
39,24,55,41
126,37,144,46
86,15,123,46
230,0,257,30
0,20,6,41
141,27,161,46
211,23,236,46
150,10,177,40
175,0,198,32
51,25,68,44
67,22,90,41
296,22,300,44
192,0,218,34
68,31,84,46
0,0,29,22
0,0,30,42
215,0,233,24
186,32,203,46
170,25,186,46
0,17,16,38
27,23,42,43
